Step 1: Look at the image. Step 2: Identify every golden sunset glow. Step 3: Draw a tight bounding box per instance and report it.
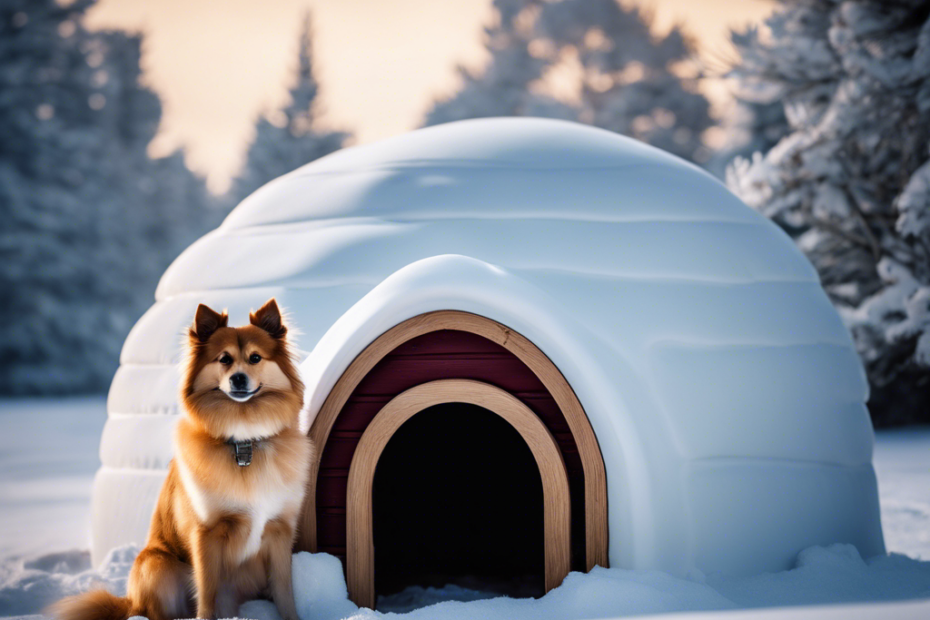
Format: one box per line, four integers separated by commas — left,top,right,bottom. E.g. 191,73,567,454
85,0,773,191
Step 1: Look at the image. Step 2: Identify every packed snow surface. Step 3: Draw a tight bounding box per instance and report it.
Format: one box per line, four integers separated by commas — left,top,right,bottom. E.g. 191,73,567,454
1,399,929,619
0,398,106,559
2,545,928,620
872,427,930,561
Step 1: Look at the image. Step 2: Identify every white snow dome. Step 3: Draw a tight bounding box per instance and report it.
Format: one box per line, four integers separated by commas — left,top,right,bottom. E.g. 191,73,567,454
94,118,883,590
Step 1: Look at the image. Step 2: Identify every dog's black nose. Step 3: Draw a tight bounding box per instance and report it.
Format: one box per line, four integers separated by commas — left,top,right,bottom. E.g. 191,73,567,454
230,373,248,391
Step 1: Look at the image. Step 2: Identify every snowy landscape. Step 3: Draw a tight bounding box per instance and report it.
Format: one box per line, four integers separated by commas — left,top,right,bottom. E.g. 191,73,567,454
5,0,930,619
0,398,928,619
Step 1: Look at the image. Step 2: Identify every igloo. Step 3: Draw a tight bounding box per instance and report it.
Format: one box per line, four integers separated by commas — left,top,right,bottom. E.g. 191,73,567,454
94,117,884,607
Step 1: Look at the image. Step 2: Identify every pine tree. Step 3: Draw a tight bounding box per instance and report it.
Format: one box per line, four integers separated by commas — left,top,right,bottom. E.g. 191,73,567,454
706,29,791,177
422,1,573,125
707,100,788,178
1,0,111,392
230,16,348,204
424,0,712,164
94,31,215,288
0,0,212,394
726,0,930,425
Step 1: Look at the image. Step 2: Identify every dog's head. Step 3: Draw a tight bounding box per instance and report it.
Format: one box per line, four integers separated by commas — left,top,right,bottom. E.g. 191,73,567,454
181,299,305,440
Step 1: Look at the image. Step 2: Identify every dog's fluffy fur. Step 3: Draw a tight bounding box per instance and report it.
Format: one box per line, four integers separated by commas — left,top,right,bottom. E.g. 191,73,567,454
53,299,313,620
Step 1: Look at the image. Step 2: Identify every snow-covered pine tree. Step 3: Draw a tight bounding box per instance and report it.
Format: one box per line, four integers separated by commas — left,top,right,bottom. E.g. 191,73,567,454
726,0,930,425
230,16,348,204
1,0,114,392
707,99,788,178
706,29,791,178
94,31,215,288
0,0,211,394
422,0,575,125
424,0,712,163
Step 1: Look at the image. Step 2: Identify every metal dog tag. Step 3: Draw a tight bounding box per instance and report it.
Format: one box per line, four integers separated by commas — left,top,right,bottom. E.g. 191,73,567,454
231,440,253,467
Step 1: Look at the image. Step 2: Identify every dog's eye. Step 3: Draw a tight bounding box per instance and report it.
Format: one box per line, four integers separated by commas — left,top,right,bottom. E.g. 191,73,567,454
249,353,262,364
219,354,233,365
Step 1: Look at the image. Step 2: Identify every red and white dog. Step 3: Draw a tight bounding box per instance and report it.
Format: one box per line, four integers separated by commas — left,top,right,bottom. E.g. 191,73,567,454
55,299,312,620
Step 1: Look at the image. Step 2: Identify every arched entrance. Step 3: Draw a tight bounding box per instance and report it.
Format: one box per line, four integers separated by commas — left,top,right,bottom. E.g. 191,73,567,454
347,380,570,608
299,311,609,608
373,401,546,599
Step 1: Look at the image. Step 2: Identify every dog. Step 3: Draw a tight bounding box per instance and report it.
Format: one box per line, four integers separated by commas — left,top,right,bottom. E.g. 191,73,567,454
54,299,313,620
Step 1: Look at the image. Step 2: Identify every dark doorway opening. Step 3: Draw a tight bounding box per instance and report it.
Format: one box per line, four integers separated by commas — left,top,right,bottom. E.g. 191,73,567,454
372,402,545,601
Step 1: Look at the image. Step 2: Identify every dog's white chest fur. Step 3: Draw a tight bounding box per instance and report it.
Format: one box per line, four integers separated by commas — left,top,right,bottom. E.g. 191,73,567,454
177,454,302,562
238,482,293,561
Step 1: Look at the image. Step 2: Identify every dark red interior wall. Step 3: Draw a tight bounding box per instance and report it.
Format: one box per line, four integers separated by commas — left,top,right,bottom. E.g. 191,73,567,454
315,329,586,571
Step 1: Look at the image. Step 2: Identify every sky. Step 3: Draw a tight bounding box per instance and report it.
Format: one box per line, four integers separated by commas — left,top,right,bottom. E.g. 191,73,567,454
84,0,774,192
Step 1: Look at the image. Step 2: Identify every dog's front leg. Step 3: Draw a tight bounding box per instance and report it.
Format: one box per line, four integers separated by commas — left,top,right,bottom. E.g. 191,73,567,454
192,516,248,619
191,525,221,619
262,517,299,620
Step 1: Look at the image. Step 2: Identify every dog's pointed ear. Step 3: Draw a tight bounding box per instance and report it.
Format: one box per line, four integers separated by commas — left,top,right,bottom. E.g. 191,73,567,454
250,298,287,339
190,304,228,343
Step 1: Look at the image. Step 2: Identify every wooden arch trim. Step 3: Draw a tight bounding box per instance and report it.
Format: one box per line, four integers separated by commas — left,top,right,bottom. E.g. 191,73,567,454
300,310,609,571
346,379,572,609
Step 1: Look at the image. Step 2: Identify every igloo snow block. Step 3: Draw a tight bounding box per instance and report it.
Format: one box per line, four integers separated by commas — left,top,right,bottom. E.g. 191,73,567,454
93,118,884,607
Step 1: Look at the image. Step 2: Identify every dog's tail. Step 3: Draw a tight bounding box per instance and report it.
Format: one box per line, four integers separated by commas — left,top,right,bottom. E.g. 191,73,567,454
49,589,133,620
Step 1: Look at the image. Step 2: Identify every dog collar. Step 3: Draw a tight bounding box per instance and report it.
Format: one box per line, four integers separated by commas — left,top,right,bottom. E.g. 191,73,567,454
225,438,259,467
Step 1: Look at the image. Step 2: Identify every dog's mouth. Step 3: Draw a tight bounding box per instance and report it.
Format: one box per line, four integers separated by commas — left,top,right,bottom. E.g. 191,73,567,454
225,385,262,403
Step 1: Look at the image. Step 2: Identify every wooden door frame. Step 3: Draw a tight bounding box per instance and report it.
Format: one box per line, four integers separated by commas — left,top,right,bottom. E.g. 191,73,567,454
299,310,609,570
345,379,571,608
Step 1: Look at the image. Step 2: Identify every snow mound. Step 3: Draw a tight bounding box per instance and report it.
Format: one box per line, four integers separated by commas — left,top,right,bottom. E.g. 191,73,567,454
707,544,930,609
5,545,928,620
292,552,358,620
285,546,928,620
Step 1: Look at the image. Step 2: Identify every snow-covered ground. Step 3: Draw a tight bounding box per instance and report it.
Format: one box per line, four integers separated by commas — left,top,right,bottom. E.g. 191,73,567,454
0,398,928,619
0,398,106,560
872,427,930,561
